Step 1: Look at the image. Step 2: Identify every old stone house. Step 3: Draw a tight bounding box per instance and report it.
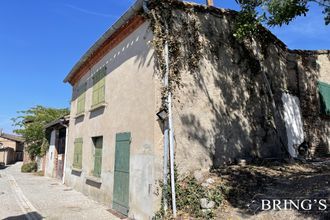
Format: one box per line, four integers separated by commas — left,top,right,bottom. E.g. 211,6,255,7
0,130,24,165
63,0,330,218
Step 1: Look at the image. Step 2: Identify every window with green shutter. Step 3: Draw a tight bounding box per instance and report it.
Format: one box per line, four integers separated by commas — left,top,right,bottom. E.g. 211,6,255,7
92,67,106,107
75,82,87,115
318,81,330,116
77,92,86,115
73,138,83,169
92,136,103,178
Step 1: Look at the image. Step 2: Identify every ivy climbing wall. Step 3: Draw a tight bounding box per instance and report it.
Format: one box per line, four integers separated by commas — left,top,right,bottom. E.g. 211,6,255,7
147,0,330,173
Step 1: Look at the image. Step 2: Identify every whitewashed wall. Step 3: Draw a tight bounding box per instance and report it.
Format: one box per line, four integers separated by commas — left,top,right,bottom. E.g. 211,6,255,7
282,93,304,157
45,130,56,177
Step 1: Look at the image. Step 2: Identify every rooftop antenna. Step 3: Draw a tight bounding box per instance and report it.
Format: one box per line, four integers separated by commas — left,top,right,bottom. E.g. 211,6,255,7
206,0,214,6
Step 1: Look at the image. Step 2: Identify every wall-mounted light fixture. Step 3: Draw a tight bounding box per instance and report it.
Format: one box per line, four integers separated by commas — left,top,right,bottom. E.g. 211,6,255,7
156,108,168,121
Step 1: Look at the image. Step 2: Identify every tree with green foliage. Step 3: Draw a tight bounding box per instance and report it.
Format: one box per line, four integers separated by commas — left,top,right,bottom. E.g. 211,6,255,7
12,105,69,160
234,0,330,39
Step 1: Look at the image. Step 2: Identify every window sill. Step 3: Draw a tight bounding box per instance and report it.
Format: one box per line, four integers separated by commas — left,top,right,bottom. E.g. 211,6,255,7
72,167,82,172
74,112,85,119
89,102,107,112
86,175,102,184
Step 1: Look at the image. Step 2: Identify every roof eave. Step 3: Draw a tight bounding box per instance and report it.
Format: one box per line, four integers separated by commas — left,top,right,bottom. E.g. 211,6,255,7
0,133,24,143
63,0,145,85
44,115,70,130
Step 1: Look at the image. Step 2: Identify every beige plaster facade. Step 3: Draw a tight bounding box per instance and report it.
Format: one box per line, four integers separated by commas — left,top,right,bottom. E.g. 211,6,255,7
0,136,24,165
65,22,164,219
0,148,15,165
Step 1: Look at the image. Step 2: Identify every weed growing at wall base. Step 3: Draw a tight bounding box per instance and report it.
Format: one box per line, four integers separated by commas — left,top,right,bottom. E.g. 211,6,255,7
154,165,223,219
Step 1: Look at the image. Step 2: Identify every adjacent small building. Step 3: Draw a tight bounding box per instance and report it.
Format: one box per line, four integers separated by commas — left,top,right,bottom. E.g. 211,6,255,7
0,130,24,166
43,116,69,181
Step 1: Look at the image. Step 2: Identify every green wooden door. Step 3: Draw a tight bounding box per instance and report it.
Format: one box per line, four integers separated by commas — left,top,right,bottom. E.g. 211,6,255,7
113,132,131,216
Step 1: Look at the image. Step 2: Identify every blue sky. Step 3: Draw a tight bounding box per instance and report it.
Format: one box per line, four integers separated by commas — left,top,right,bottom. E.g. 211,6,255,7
0,0,329,133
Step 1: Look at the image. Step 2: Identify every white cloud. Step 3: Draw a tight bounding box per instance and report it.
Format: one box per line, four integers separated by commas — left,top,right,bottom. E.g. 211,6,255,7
65,4,118,18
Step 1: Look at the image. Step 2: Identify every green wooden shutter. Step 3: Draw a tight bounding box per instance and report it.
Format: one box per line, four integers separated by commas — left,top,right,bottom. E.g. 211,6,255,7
73,138,83,169
98,78,105,104
93,137,103,177
92,67,106,107
76,82,87,114
318,81,330,116
92,90,98,107
77,93,85,115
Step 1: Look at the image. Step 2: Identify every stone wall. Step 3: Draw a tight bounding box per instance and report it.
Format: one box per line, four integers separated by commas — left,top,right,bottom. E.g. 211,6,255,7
166,5,330,173
290,51,330,156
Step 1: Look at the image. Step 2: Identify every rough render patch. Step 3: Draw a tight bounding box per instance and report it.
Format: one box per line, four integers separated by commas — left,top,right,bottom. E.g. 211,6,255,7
281,93,304,158
317,54,330,84
130,155,154,219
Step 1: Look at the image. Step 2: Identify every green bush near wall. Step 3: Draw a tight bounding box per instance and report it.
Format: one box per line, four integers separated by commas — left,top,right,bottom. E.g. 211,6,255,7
21,162,37,173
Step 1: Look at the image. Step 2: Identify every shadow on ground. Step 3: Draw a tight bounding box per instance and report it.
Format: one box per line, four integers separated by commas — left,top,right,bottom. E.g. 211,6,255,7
214,160,330,219
3,212,43,220
0,165,8,170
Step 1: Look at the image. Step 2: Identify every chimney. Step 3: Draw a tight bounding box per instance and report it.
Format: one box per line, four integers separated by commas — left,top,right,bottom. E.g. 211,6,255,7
206,0,214,6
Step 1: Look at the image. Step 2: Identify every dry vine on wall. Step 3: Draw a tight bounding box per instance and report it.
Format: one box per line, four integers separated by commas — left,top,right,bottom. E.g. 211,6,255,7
144,0,203,107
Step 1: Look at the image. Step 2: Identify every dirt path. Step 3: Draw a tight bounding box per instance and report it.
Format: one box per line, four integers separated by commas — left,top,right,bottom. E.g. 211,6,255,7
215,159,330,219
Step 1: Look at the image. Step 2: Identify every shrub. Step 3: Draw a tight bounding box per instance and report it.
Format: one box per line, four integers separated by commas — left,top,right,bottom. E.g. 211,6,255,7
175,176,223,219
155,167,223,219
21,162,37,173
